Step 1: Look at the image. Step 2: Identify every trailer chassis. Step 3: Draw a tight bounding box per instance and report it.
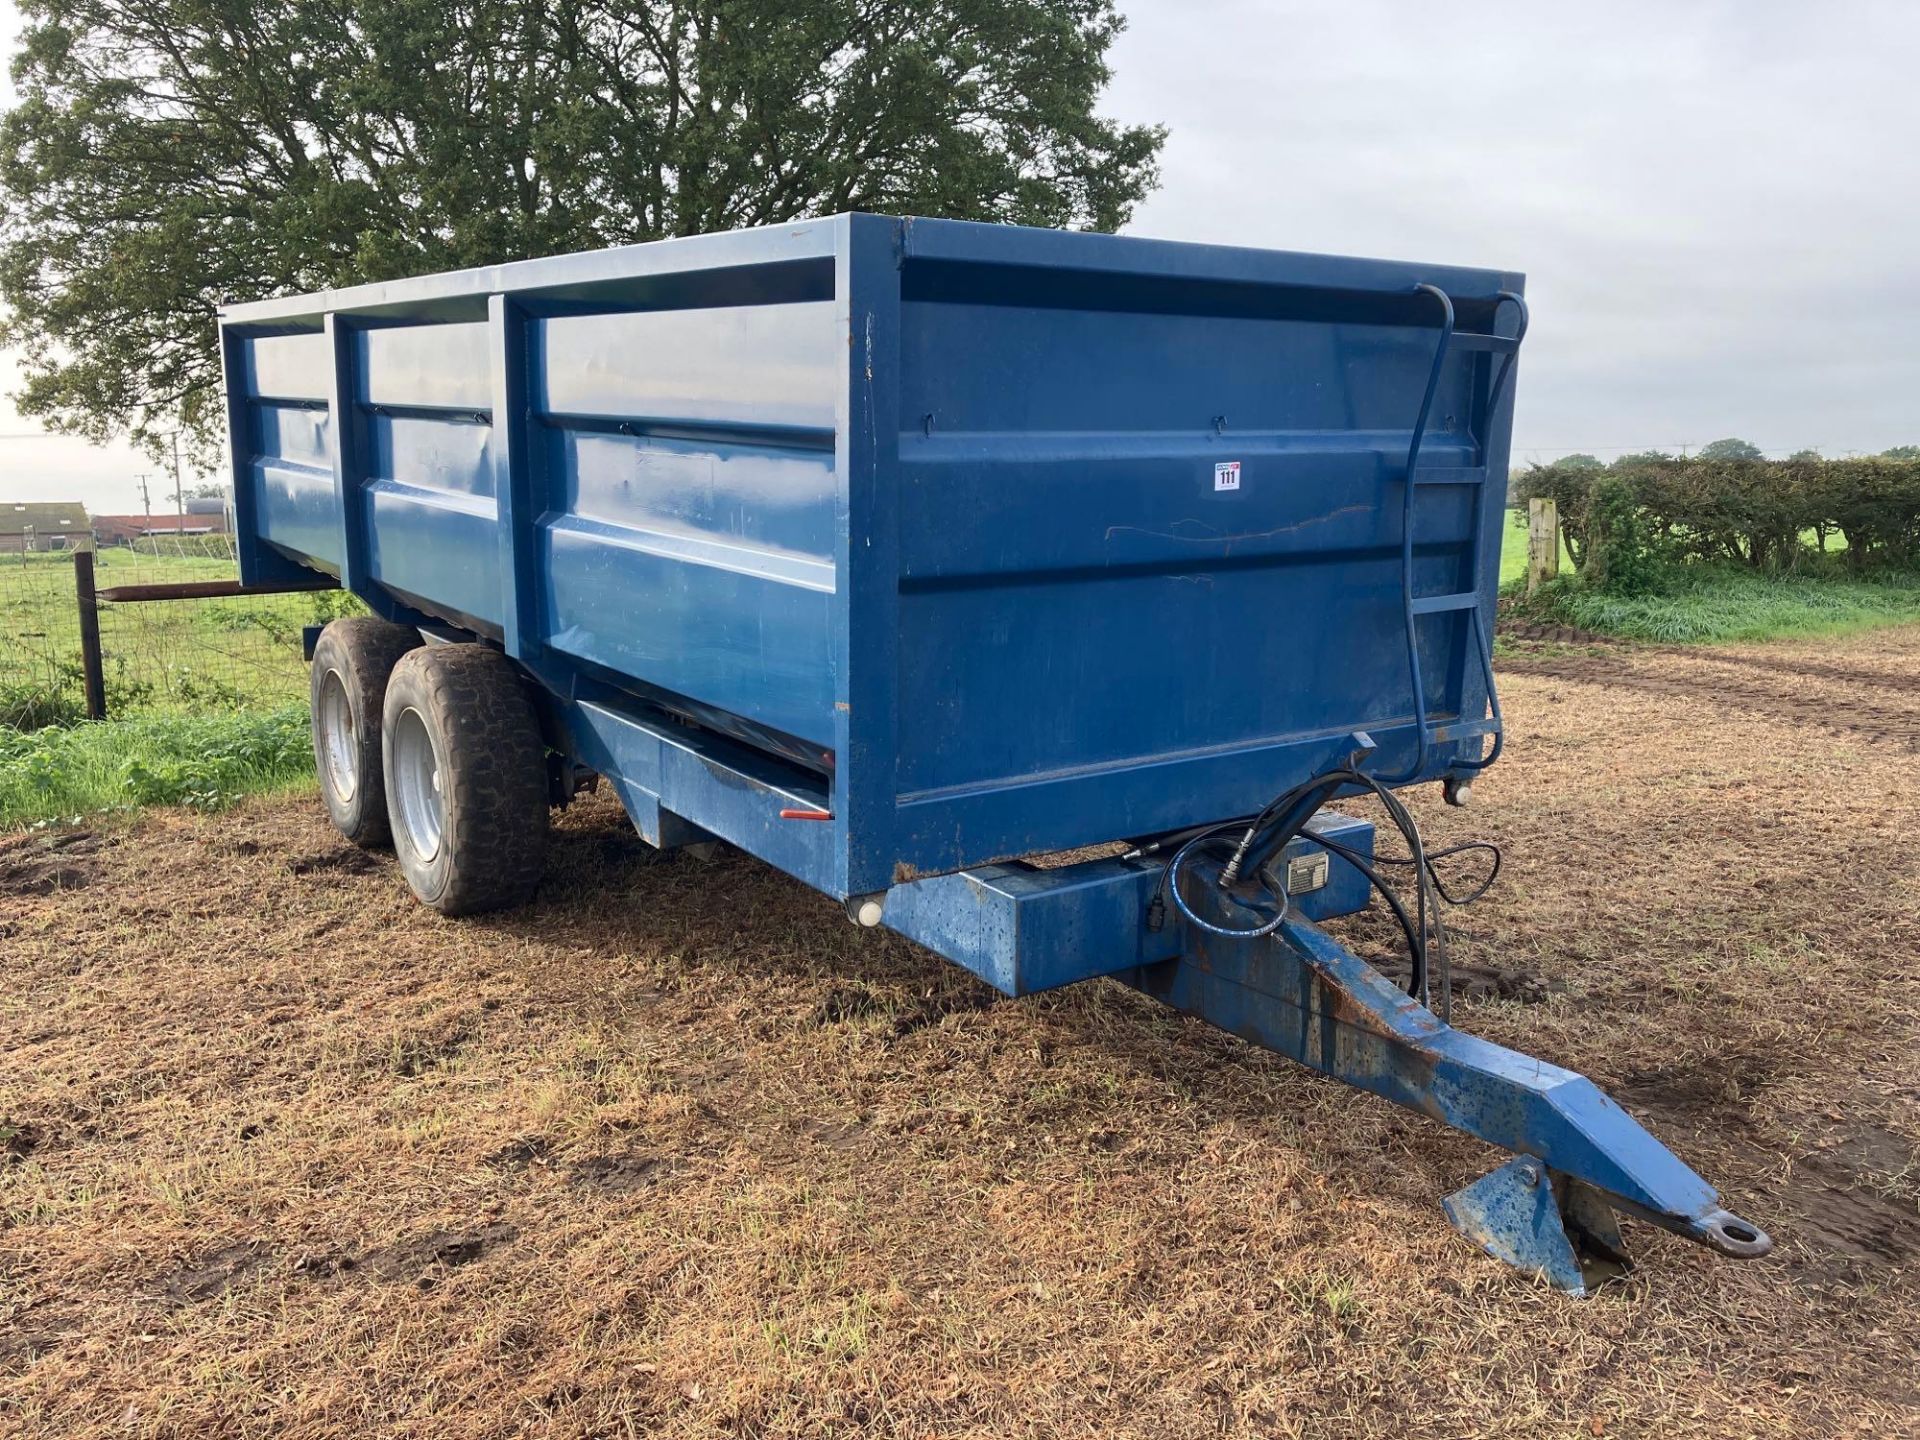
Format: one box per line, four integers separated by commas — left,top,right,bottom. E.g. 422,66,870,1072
554,686,1772,1294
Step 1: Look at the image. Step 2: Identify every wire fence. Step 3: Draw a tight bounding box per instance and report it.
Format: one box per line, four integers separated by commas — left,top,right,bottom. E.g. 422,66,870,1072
0,536,350,730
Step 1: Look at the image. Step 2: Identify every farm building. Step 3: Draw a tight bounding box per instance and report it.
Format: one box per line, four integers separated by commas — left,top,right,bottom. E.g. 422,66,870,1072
0,500,91,552
92,501,231,547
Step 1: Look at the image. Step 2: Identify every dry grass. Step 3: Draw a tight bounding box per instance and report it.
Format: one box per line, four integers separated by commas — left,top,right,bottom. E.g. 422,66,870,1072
4,627,1919,1438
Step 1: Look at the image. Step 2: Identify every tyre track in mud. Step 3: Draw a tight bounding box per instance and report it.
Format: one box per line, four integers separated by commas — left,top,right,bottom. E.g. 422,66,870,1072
1684,647,1920,697
1500,646,1920,751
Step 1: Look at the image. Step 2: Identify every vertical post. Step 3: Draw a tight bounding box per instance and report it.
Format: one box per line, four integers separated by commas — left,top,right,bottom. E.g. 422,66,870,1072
324,313,367,596
1526,497,1559,595
834,214,906,899
488,294,540,663
74,549,107,721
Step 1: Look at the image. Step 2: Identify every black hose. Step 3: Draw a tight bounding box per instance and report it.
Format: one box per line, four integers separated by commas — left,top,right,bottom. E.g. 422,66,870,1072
1141,761,1501,1022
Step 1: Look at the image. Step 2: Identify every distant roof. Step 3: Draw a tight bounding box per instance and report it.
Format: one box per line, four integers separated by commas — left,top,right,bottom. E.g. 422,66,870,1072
0,501,89,536
94,513,225,532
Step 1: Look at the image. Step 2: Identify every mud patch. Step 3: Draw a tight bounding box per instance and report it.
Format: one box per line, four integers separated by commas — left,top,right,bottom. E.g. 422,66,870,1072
1446,963,1553,1005
487,1134,556,1171
1785,1183,1920,1270
381,1018,475,1077
790,1116,866,1152
810,984,883,1026
1614,1048,1782,1114
0,848,98,896
290,1249,359,1281
806,979,998,1032
1502,650,1920,750
1765,1123,1920,1276
0,1304,78,1376
152,1241,270,1306
2,1119,43,1162
1693,649,1920,698
286,847,383,877
890,985,999,1037
566,1151,671,1192
365,1222,517,1285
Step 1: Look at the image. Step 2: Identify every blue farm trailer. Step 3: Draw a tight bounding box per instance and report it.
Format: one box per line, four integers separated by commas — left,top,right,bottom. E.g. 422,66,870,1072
220,214,1770,1293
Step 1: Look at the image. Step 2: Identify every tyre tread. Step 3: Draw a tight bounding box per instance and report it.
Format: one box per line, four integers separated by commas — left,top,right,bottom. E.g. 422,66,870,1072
383,644,548,916
310,616,421,847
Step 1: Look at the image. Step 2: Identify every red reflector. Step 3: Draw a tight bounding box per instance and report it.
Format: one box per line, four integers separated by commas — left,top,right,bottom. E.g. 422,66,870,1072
779,808,833,821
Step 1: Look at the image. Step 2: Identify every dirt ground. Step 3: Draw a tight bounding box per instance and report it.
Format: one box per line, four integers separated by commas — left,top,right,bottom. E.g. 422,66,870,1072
3,627,1918,1439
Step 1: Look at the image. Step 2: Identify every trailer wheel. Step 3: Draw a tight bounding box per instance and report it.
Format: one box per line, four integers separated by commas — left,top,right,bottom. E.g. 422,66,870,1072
310,617,423,847
381,644,549,916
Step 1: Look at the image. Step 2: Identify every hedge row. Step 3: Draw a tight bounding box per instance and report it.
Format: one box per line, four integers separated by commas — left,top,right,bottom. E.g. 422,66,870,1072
1515,458,1920,577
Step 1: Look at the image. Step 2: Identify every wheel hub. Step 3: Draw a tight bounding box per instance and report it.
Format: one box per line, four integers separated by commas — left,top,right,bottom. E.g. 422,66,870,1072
392,706,445,862
317,670,356,804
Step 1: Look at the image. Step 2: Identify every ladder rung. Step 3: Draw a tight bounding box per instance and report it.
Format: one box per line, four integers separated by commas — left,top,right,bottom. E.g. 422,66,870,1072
1428,717,1501,744
1451,333,1521,354
1412,466,1487,486
1411,592,1481,615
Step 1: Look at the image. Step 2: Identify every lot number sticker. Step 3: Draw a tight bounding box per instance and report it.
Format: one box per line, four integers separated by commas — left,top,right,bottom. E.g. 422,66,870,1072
1214,460,1242,492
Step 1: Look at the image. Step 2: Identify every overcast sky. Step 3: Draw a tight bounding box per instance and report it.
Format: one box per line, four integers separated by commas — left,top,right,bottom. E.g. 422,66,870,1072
3,0,1918,511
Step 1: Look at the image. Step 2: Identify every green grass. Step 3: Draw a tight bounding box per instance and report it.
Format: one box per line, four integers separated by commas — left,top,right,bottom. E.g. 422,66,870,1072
1522,565,1920,644
0,704,315,830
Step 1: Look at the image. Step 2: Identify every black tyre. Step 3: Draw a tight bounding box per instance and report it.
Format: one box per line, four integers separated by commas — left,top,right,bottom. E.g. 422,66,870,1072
380,644,549,916
310,616,423,847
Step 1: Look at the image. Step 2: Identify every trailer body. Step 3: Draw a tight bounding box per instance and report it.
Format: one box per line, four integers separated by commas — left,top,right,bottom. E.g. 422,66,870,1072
223,216,1772,1292
223,215,1515,902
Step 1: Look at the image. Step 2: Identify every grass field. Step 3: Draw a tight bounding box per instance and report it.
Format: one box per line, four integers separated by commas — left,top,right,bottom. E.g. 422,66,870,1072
3,626,1917,1437
0,548,333,826
0,548,325,727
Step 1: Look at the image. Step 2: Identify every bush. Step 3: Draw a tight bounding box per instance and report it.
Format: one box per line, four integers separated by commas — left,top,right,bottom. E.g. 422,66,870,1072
0,680,85,731
1515,456,1920,576
1583,477,1666,595
0,654,157,731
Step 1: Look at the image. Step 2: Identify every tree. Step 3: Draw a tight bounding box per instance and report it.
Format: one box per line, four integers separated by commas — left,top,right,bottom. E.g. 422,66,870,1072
1612,451,1673,467
1882,445,1920,460
1550,453,1604,470
1788,449,1822,462
1696,437,1764,461
1,0,1165,462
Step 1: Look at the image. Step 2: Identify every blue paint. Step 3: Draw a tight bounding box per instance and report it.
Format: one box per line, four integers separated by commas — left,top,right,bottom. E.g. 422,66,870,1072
223,213,1521,898
1125,874,1771,1289
882,812,1377,996
1442,1157,1627,1296
222,216,1771,1288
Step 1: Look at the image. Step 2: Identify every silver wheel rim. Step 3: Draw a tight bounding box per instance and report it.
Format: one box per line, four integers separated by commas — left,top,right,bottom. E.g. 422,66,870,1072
317,670,357,805
392,706,445,862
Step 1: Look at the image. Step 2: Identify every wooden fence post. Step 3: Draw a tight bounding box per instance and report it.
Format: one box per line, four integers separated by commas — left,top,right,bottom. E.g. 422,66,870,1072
1526,498,1559,596
74,548,107,721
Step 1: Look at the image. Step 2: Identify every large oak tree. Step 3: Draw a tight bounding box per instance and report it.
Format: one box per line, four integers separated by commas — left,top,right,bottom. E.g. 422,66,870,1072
0,0,1163,459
